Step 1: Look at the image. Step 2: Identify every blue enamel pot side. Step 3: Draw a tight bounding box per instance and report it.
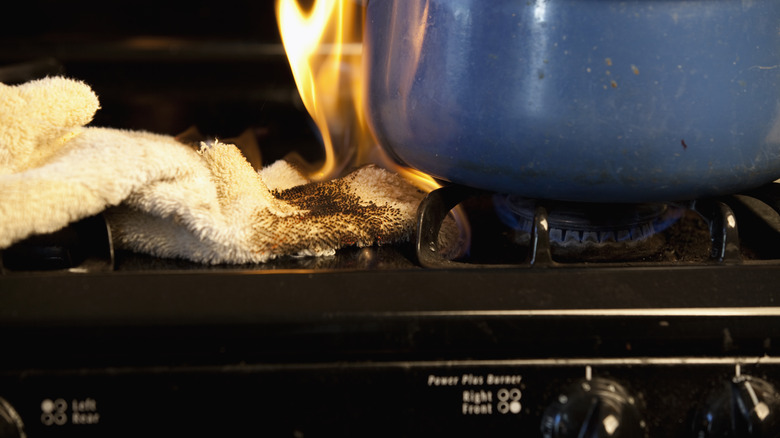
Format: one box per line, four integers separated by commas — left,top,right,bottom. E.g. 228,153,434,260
363,0,780,202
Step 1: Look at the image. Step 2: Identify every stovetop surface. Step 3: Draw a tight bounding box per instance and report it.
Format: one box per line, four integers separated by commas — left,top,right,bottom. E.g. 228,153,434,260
3,245,780,368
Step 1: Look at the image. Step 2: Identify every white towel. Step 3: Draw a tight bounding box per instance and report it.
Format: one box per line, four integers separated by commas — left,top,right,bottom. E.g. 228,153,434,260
0,76,448,264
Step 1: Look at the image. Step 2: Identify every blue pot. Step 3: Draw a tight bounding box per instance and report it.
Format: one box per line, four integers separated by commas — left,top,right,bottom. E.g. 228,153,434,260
364,0,780,202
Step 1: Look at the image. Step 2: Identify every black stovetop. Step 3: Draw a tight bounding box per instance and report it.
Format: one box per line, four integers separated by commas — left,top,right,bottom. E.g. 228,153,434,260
2,182,780,371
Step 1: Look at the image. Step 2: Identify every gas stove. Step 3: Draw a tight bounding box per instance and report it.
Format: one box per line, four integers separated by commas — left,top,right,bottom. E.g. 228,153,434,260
2,1,780,436
2,182,780,437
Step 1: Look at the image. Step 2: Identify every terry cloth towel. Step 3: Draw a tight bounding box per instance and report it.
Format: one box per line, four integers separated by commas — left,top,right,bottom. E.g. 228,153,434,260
0,76,445,264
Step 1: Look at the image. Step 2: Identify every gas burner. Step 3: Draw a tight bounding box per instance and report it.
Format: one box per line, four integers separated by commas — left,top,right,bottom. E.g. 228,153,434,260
494,196,684,245
493,195,688,262
414,185,730,267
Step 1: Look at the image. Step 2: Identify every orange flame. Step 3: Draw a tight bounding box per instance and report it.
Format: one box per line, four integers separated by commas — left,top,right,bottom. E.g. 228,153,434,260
275,0,363,180
276,0,470,255
275,0,446,191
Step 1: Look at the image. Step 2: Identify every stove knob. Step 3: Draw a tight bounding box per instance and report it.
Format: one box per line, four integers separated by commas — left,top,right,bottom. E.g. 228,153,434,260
0,397,25,438
693,375,780,437
540,378,645,438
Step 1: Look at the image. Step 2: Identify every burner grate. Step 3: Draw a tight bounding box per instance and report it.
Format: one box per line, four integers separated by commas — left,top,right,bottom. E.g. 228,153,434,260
415,183,780,269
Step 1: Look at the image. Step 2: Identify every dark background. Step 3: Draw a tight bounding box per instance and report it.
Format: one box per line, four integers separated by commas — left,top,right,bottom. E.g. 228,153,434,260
0,0,322,164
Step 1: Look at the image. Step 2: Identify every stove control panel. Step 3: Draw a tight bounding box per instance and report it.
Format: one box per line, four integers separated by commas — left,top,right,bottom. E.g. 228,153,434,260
1,359,779,437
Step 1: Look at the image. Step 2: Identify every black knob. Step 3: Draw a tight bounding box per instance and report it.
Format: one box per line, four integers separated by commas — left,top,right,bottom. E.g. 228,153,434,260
0,397,25,438
541,378,645,438
694,374,780,437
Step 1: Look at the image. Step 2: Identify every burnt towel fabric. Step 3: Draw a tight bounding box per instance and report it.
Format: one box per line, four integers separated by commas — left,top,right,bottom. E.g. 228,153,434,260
0,76,436,264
